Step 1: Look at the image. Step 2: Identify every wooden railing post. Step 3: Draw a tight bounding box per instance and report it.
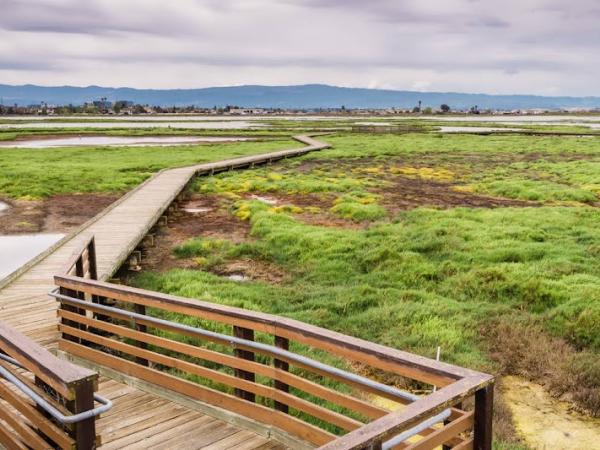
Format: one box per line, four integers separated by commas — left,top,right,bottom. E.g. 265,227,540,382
274,335,289,413
68,378,97,450
60,285,85,345
60,236,98,345
134,304,149,367
474,383,494,450
87,237,98,281
233,326,255,402
0,320,99,449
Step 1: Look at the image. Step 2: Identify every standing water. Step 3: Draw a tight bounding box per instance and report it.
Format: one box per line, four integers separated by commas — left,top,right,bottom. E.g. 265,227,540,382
0,234,64,280
0,136,250,148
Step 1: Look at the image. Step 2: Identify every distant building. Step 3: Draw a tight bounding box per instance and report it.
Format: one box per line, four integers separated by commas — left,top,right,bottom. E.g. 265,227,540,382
228,108,266,115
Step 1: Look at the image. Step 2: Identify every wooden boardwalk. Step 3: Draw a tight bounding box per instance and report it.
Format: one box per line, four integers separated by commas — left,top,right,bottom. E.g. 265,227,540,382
0,135,328,449
96,378,286,450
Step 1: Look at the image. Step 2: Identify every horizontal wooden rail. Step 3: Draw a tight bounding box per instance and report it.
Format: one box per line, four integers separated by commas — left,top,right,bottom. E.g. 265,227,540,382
0,320,100,449
53,271,493,449
54,274,473,387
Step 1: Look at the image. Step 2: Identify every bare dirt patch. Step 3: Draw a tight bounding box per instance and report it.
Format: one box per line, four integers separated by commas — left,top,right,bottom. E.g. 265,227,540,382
0,193,119,234
289,156,543,215
484,320,600,418
213,259,288,283
139,194,291,284
140,194,250,270
180,195,250,243
378,176,535,213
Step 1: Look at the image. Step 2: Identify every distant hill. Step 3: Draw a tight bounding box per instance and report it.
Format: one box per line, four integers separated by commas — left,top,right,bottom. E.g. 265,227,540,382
1,83,599,110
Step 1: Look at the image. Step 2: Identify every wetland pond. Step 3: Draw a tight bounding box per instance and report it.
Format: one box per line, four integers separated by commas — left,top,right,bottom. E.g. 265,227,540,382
0,121,262,130
0,136,251,148
0,233,64,280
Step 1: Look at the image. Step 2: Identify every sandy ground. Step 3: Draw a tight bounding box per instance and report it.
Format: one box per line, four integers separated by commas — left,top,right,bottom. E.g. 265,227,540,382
503,376,600,450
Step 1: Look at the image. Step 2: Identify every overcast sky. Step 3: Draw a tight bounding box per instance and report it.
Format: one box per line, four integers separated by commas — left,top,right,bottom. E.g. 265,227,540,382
1,0,598,96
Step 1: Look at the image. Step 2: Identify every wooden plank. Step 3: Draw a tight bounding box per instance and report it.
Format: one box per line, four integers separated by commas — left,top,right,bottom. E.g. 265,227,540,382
116,415,223,450
57,303,413,405
60,341,336,446
0,320,96,400
58,324,363,432
0,360,72,421
0,380,74,449
0,404,51,450
0,422,30,450
58,308,386,419
403,412,473,450
54,276,470,386
453,438,474,450
98,400,186,441
99,412,210,450
201,431,261,450
139,419,239,449
317,375,492,450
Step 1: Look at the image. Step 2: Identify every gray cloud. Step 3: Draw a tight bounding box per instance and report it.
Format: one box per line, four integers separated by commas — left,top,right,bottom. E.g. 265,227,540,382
0,0,597,96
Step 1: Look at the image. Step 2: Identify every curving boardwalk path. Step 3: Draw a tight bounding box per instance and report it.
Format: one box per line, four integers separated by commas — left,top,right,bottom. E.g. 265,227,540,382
0,135,328,348
0,135,329,449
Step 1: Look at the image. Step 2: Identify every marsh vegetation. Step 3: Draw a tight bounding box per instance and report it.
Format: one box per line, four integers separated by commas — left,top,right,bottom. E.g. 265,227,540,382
1,122,599,448
127,132,600,449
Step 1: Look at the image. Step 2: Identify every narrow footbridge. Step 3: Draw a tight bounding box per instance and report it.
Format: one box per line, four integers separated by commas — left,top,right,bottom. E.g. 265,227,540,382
0,135,494,450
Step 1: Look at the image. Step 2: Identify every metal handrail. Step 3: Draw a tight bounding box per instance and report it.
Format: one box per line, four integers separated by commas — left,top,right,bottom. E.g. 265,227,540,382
50,288,451,444
51,289,414,402
0,352,112,424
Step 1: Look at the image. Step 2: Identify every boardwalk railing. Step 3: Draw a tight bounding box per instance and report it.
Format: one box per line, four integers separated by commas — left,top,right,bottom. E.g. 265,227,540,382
51,237,493,450
0,320,104,449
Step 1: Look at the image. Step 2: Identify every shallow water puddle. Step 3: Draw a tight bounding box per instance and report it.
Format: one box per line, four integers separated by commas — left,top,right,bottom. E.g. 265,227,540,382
503,376,600,450
0,136,250,148
183,207,213,214
355,122,392,126
0,234,64,280
438,126,523,133
250,195,278,205
227,273,250,282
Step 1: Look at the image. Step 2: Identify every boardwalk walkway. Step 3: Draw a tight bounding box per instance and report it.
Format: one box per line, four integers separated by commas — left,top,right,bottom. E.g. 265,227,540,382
0,135,329,449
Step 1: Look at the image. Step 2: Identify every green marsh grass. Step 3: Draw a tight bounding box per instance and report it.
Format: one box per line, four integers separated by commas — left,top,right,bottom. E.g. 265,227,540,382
0,138,298,199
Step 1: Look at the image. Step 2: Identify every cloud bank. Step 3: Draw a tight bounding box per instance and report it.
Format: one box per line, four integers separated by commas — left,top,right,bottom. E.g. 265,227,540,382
0,0,598,95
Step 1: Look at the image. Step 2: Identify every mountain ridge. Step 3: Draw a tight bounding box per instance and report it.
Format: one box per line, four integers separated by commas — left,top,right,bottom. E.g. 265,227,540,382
1,83,599,110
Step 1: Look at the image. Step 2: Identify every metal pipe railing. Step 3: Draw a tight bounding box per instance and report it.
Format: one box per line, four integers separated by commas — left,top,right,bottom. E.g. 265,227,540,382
0,352,112,424
50,288,452,444
50,289,415,402
382,409,451,449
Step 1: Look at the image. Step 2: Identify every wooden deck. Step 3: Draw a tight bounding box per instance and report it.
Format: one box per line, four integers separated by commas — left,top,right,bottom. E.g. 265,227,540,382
97,378,286,450
0,135,328,449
